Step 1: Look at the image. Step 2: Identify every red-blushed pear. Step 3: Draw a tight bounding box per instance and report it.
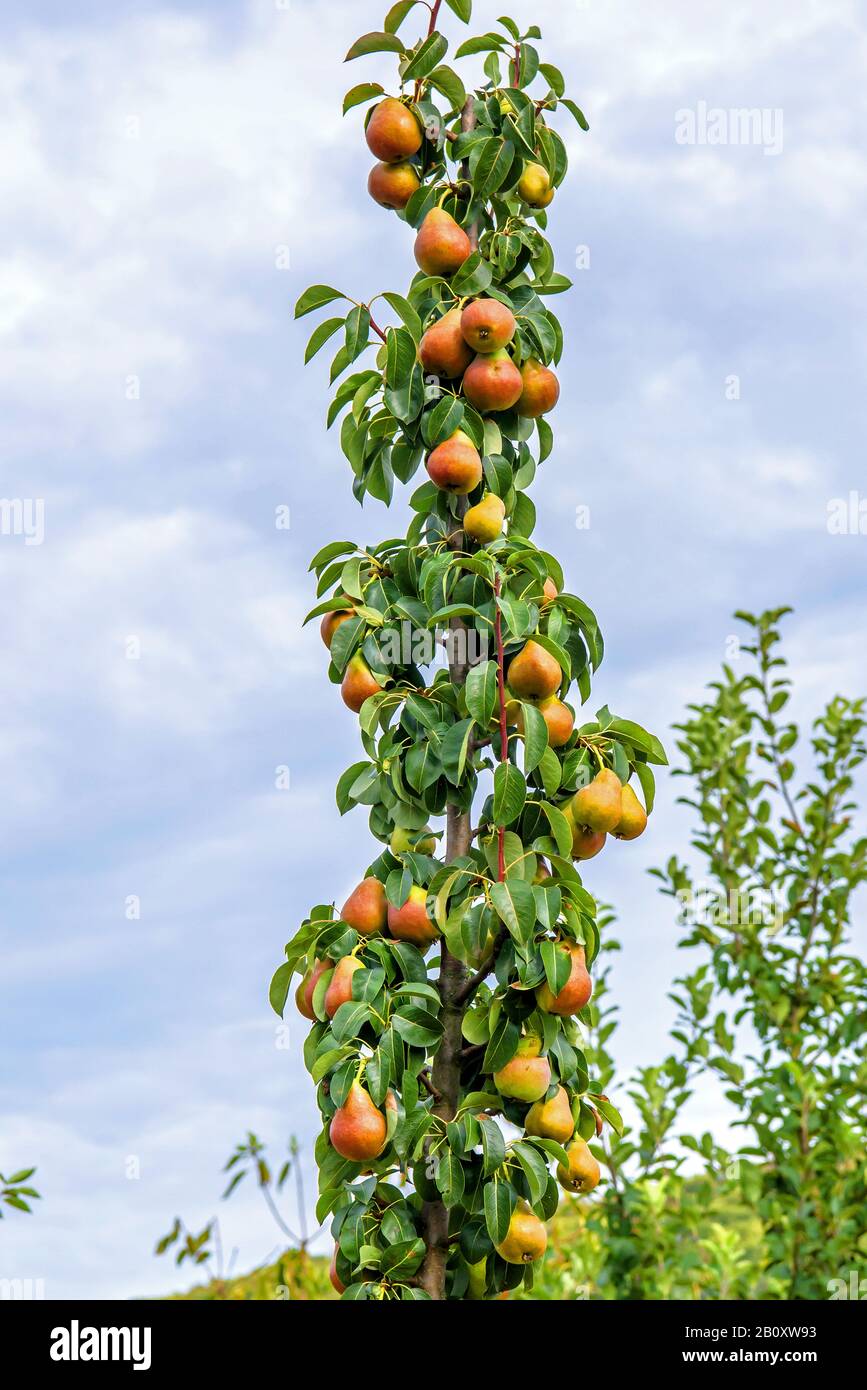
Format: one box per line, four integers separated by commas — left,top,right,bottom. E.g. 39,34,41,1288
414,208,472,277
425,429,483,494
557,1136,601,1194
517,695,573,748
460,298,517,353
518,161,554,208
536,942,592,1016
495,1200,548,1264
573,825,607,861
524,1085,575,1143
419,307,473,379
462,349,523,413
341,654,382,713
341,878,387,936
614,783,649,840
320,606,354,648
387,885,440,947
365,98,422,162
367,160,419,210
295,957,331,1020
572,768,622,833
329,1248,346,1295
542,577,558,604
507,639,562,700
324,955,365,1018
493,1035,551,1102
517,358,560,418
329,1081,387,1163
463,492,505,543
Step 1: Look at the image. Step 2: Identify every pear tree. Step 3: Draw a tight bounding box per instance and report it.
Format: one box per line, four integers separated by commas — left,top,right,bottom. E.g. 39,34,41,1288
272,0,666,1301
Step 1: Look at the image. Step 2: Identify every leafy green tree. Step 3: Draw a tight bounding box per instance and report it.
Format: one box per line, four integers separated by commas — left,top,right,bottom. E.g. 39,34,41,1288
272,2,664,1300
653,607,867,1298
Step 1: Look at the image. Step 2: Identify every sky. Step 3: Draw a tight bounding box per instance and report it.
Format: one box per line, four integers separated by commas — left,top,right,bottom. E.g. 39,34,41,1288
1,0,865,1299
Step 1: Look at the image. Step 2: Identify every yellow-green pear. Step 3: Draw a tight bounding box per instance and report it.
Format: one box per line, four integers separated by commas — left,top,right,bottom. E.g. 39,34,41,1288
524,1085,575,1143
463,492,505,543
493,1035,551,1101
571,768,622,833
495,1200,548,1264
329,1081,387,1163
341,654,382,713
557,1136,601,1194
518,161,554,208
387,884,439,946
507,640,562,700
390,825,437,855
614,783,648,840
536,943,592,1016
324,956,365,1018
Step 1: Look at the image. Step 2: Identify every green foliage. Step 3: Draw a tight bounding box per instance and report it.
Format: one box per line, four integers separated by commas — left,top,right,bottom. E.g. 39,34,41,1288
0,1167,40,1218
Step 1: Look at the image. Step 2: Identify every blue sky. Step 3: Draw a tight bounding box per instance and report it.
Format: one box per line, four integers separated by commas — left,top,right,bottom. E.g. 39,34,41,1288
1,0,865,1297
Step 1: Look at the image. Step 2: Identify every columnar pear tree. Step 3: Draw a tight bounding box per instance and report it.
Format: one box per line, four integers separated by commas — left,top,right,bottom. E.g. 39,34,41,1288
272,0,666,1301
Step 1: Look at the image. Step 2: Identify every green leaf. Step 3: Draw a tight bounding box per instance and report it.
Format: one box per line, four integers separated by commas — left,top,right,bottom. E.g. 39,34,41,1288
538,62,565,97
465,660,498,727
342,82,385,114
392,1007,444,1048
483,1179,513,1244
345,31,405,61
483,1014,520,1073
634,763,656,815
519,701,548,772
384,1,422,32
512,1141,548,1205
381,291,422,343
478,1115,506,1175
428,65,466,113
304,316,345,364
401,32,448,81
455,32,505,58
489,877,536,944
493,763,526,825
294,285,347,319
561,98,590,131
450,251,493,297
344,305,371,361
444,0,472,21
269,962,294,1018
441,717,475,785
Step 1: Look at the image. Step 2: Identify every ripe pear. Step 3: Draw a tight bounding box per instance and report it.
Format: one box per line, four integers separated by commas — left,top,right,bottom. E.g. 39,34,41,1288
542,577,558,604
414,208,472,278
536,943,592,1016
460,298,517,353
516,358,560,418
614,783,648,840
341,878,387,936
462,349,523,413
518,161,554,208
367,160,420,210
425,428,483,494
320,606,353,648
329,1248,346,1295
341,654,382,713
324,955,365,1018
419,307,473,379
365,98,422,162
463,492,505,543
493,1036,551,1102
557,1137,601,1194
390,824,437,855
524,1085,575,1143
507,640,562,700
329,1081,387,1163
572,768,622,833
495,1200,548,1264
387,884,439,946
523,695,573,748
572,825,607,861
295,957,332,1020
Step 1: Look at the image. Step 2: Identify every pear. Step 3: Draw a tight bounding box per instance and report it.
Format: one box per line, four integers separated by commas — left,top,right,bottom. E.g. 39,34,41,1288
462,349,523,413
507,640,562,700
518,161,554,208
390,825,437,855
367,160,420,210
572,768,622,833
341,878,387,936
572,825,607,861
387,884,440,946
329,1248,346,1295
426,428,483,494
460,298,517,353
524,1085,575,1143
419,307,473,379
341,654,382,713
466,1256,488,1300
295,957,332,1020
557,1137,601,1194
324,955,365,1018
365,98,422,162
320,606,354,647
614,783,648,840
516,358,560,418
517,695,573,748
542,577,558,604
463,492,505,543
414,208,472,278
536,943,592,1016
329,1081,387,1163
493,1035,551,1102
495,1200,548,1264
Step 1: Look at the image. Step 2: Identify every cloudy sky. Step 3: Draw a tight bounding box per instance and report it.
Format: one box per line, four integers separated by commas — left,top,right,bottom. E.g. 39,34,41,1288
1,0,865,1298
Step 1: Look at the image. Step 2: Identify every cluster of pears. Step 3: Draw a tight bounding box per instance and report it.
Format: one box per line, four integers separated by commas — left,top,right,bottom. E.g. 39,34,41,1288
422,295,559,541
563,766,648,862
319,600,385,714
504,635,575,749
365,97,424,210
